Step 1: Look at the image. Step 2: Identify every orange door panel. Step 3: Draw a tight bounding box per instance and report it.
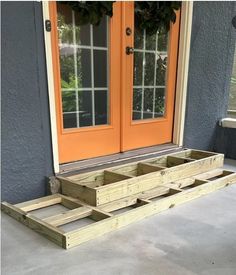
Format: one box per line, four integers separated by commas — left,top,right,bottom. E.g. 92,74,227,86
49,2,122,163
50,2,180,164
121,2,180,151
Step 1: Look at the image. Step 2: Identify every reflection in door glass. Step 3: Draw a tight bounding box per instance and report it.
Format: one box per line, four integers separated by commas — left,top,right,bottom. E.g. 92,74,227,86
57,3,109,129
95,90,108,125
133,2,169,121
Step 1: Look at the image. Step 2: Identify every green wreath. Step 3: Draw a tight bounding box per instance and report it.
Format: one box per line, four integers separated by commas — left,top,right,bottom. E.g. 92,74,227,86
135,2,181,35
60,1,115,26
61,1,181,34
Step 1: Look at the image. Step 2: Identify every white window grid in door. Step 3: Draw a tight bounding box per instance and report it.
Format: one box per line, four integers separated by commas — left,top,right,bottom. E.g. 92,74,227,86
59,9,110,129
133,29,169,120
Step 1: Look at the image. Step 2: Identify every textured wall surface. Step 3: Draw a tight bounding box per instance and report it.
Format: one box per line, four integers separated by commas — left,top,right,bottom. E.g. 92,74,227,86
214,126,236,159
183,1,236,152
1,2,54,203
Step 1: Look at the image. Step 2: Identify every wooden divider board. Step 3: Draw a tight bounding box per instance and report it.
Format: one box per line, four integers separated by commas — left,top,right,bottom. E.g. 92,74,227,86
1,157,236,249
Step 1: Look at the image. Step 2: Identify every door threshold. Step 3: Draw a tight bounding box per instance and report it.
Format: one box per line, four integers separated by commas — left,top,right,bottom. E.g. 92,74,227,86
59,143,183,176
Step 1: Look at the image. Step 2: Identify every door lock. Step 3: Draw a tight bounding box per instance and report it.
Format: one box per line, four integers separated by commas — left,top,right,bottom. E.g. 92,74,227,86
126,46,134,55
126,27,132,36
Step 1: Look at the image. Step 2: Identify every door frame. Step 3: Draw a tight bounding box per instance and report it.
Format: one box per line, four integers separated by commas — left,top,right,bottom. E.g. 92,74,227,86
42,1,193,173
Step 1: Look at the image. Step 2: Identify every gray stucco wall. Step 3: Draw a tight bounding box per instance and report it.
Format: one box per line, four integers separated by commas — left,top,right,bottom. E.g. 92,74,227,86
214,125,236,159
183,1,236,153
1,2,54,203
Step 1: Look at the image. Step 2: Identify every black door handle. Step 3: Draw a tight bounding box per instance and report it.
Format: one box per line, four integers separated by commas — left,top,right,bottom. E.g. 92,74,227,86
126,46,134,55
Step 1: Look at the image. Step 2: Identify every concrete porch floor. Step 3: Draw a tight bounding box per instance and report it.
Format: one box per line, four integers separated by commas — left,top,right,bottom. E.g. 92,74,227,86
1,159,236,275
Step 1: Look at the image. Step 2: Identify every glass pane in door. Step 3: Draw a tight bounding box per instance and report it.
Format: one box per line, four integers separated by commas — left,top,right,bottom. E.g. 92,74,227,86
57,3,109,129
132,3,169,121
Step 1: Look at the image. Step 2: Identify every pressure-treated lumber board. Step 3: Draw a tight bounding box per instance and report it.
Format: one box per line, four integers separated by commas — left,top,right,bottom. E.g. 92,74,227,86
167,155,193,166
58,177,97,205
103,170,132,184
43,206,93,226
64,172,236,248
15,194,62,212
1,202,66,247
137,163,164,174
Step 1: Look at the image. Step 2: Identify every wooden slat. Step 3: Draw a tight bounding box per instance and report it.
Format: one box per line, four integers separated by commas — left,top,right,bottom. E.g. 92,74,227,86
43,206,92,226
59,177,97,206
14,194,62,212
181,157,195,162
138,186,170,200
97,196,138,212
168,169,222,189
90,209,113,221
61,197,82,209
138,163,164,175
104,170,132,185
167,156,190,167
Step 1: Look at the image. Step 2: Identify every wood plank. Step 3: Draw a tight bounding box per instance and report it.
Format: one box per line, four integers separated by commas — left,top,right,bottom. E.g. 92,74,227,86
59,177,97,206
181,157,195,162
97,196,138,212
68,170,104,186
167,156,193,167
138,186,170,200
104,170,132,185
191,150,217,160
14,194,62,212
61,197,82,209
168,169,222,189
58,194,114,221
90,210,113,221
64,172,236,249
137,163,164,175
43,206,92,226
1,202,66,248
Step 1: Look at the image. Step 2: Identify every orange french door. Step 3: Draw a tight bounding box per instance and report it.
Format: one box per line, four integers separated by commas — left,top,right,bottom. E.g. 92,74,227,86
50,2,180,164
121,2,180,151
49,2,122,163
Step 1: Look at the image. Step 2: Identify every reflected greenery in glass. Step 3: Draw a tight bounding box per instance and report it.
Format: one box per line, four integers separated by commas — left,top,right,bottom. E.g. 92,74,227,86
156,56,167,86
133,89,142,120
154,88,165,117
144,53,155,86
62,90,76,112
158,31,168,52
143,89,154,118
134,52,143,86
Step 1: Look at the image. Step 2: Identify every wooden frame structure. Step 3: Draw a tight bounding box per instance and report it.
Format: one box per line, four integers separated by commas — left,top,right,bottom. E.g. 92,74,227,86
2,150,236,249
59,149,225,205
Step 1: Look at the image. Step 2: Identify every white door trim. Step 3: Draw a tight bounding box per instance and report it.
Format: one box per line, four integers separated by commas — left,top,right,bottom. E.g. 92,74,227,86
42,1,193,171
173,1,193,146
42,1,60,173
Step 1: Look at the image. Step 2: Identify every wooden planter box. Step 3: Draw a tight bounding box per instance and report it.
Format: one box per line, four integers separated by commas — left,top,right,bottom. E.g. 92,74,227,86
58,149,224,206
